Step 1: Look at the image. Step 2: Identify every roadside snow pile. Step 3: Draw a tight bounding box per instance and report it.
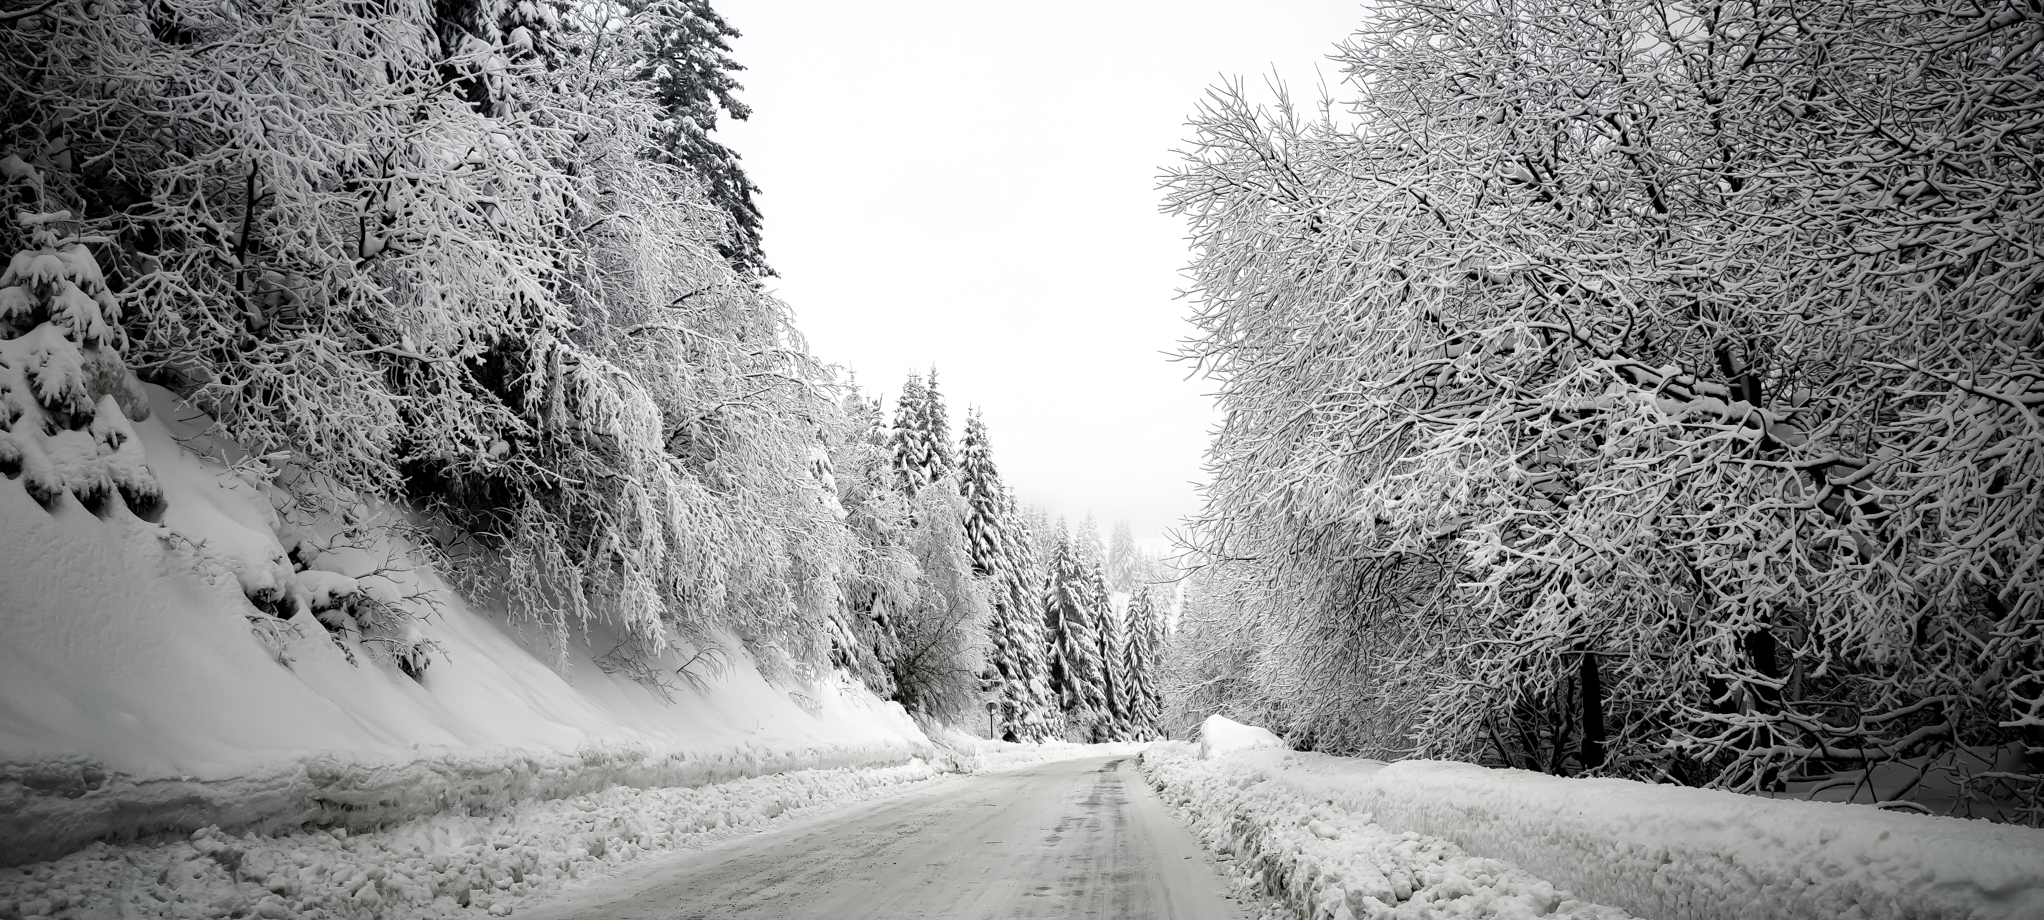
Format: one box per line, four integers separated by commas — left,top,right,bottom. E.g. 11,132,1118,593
1143,742,1633,920
923,726,1149,774
1200,714,1284,759
1144,738,2044,920
0,758,943,920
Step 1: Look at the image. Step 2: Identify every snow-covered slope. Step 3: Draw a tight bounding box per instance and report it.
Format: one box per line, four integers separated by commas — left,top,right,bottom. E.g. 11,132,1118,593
1146,736,2044,920
0,387,932,867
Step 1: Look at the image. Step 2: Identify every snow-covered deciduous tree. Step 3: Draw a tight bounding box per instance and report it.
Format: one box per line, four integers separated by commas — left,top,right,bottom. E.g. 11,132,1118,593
887,475,991,721
0,0,850,683
1169,0,2044,818
824,388,913,695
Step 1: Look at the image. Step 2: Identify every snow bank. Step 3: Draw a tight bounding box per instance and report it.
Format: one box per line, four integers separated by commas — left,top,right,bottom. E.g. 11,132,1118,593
922,725,1150,774
1143,743,1633,919
0,758,945,920
0,386,933,867
1200,714,1284,759
1143,738,2044,920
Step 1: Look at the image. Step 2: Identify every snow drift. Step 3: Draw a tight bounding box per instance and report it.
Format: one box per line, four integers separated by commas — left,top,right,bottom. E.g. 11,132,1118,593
1144,735,2044,920
0,386,933,868
1199,714,1284,759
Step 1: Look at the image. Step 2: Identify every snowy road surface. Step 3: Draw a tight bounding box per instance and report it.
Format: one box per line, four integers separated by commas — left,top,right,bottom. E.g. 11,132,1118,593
525,755,1246,920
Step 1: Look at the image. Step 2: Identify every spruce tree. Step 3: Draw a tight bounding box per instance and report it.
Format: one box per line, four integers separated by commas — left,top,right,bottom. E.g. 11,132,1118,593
1124,586,1166,740
998,491,1060,741
1076,512,1106,572
1108,520,1138,593
888,373,930,496
958,410,1055,740
1044,529,1105,735
0,207,164,520
627,0,768,277
958,411,1002,573
1088,558,1130,742
920,367,956,480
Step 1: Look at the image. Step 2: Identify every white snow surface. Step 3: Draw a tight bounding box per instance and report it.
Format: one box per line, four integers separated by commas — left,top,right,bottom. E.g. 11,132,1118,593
1199,714,1284,760
0,758,950,920
1144,742,1633,920
1142,738,2044,920
0,386,934,867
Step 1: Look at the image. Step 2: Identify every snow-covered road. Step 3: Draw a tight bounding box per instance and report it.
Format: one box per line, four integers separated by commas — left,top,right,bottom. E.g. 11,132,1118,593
523,755,1245,920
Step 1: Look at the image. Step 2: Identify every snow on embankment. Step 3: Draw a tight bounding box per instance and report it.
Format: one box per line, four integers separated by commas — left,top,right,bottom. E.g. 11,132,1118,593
1145,716,2044,920
0,386,933,868
1,759,945,920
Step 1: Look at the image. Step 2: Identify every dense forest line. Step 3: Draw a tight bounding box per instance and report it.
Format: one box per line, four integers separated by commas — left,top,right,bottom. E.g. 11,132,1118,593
0,0,1168,741
1163,0,2044,824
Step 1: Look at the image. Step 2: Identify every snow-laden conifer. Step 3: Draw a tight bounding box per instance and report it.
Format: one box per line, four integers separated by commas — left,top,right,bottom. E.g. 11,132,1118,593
997,491,1061,741
0,202,161,520
920,368,956,480
1123,587,1165,740
1107,521,1138,594
1095,590,1133,742
958,411,1056,739
888,373,931,496
1044,529,1106,736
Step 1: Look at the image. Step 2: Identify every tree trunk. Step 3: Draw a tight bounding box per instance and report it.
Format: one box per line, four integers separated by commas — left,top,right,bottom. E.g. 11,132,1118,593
1579,651,1606,770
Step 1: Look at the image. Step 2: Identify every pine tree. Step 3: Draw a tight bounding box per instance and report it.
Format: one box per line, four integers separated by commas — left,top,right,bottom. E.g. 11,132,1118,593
998,491,1060,741
627,0,768,277
1088,558,1130,741
1076,512,1106,572
0,206,163,520
958,413,1057,741
920,367,956,480
888,369,956,500
1124,586,1165,740
1108,520,1137,593
1044,528,1106,735
888,373,930,496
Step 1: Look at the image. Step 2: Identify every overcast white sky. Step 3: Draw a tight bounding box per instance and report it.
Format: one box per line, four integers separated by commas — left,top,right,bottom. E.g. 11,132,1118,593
716,0,1365,546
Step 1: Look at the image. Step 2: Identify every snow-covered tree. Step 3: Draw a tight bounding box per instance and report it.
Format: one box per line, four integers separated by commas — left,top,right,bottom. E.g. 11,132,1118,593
1170,0,2044,812
888,373,931,496
920,368,956,480
0,202,161,520
0,0,851,682
825,387,913,695
959,410,1057,740
997,491,1060,741
1107,520,1137,594
1123,587,1165,740
887,475,991,720
1043,528,1106,735
1095,588,1132,741
626,0,767,277
1075,512,1105,572
887,369,956,499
